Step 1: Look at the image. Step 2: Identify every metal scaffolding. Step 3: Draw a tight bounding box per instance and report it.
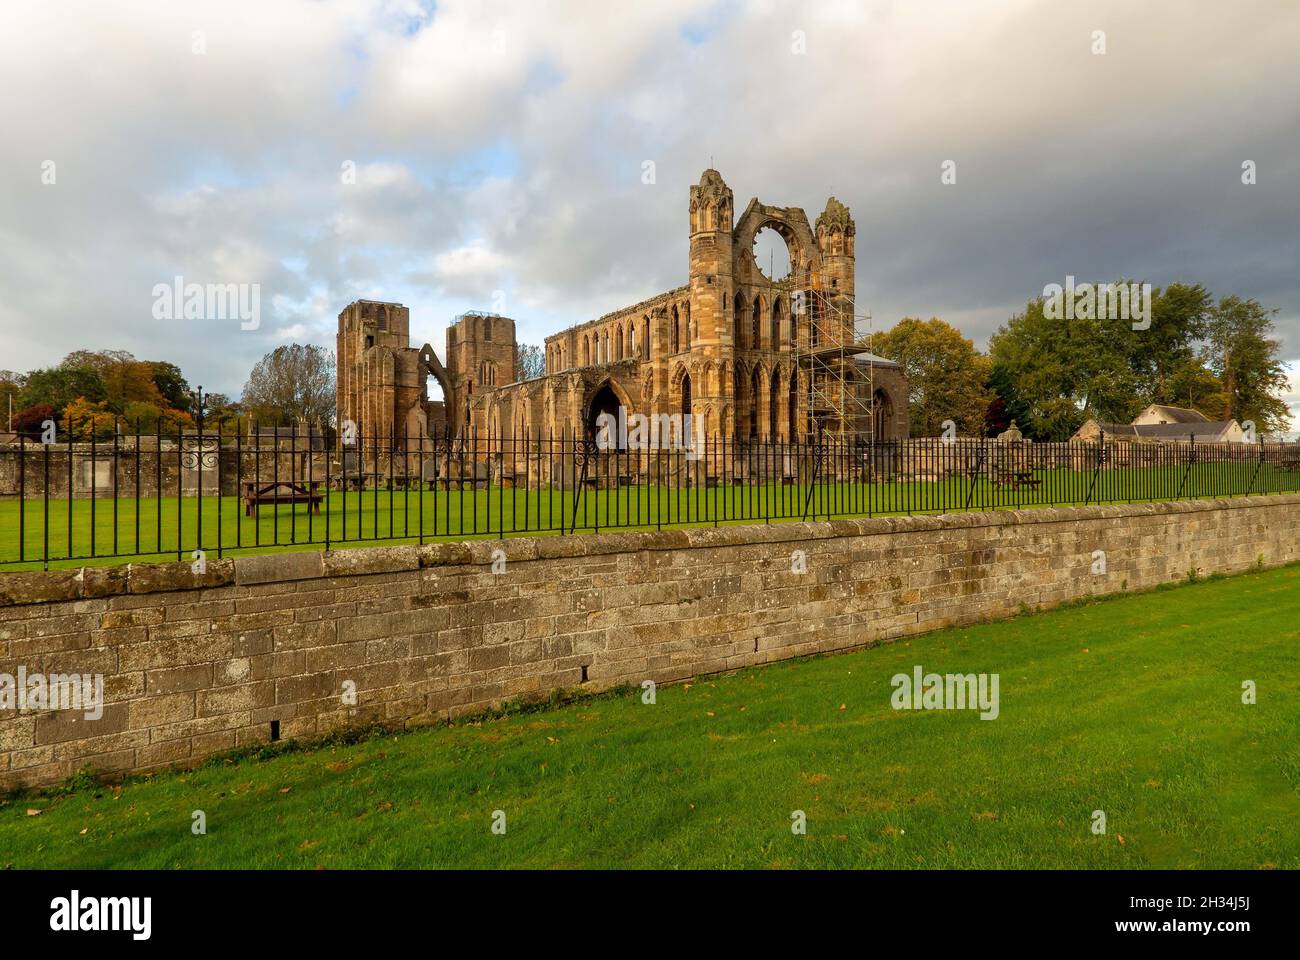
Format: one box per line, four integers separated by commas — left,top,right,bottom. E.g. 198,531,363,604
791,286,879,442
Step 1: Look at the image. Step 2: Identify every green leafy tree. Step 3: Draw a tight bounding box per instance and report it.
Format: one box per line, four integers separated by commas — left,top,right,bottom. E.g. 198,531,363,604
197,393,248,436
1134,283,1213,402
147,361,192,413
1164,357,1227,417
867,318,992,437
984,363,1032,437
121,400,193,433
18,366,107,413
989,293,1143,439
1202,295,1290,433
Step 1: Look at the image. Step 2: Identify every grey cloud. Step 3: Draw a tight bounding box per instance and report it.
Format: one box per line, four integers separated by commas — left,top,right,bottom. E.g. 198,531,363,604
0,0,1296,412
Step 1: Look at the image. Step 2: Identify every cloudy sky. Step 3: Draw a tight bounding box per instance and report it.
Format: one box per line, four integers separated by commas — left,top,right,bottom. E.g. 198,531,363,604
2,0,1298,424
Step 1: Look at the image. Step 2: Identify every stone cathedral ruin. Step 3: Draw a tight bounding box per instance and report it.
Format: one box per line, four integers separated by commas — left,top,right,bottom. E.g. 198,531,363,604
335,169,908,481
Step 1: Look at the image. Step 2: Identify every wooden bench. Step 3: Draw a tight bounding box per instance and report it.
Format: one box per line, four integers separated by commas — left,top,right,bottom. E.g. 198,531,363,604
243,481,323,517
334,472,383,492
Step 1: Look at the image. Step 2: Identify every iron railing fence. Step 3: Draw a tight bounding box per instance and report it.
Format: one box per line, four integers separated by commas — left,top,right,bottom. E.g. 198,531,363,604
2,414,1299,568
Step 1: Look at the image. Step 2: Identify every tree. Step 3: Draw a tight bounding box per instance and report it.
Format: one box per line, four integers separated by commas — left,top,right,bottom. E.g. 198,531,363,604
1164,357,1227,417
514,343,545,382
103,360,168,412
241,344,336,426
12,404,55,440
60,349,135,377
63,397,117,440
1202,295,1290,434
0,371,22,431
18,366,107,413
199,393,248,436
983,363,1032,437
867,317,991,437
989,293,1142,440
990,283,1291,438
147,361,192,413
121,400,194,433
1117,284,1212,404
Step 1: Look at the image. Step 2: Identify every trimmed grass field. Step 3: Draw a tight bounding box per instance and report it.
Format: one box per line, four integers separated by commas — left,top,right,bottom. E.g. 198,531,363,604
2,564,1297,869
3,462,1297,569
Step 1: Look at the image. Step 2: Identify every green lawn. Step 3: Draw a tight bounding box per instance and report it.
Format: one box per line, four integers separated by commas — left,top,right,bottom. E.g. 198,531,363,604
3,564,1297,869
3,462,1297,569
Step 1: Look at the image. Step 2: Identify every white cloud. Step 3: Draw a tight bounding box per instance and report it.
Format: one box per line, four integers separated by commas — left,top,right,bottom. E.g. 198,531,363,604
0,0,1296,437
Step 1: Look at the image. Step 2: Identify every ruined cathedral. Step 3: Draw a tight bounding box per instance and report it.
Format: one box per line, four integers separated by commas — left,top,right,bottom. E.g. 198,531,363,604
336,169,908,453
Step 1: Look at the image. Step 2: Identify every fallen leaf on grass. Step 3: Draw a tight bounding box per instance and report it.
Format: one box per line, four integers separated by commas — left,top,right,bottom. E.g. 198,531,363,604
25,809,41,817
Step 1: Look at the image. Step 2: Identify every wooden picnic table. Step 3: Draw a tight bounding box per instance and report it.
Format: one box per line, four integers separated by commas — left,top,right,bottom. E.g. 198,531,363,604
242,480,323,517
992,467,1041,490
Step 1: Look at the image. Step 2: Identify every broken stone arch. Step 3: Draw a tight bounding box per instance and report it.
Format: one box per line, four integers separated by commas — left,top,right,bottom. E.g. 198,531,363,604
417,343,452,400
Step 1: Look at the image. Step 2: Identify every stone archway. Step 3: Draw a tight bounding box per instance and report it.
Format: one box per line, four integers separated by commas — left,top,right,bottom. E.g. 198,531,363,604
873,388,895,441
584,378,630,438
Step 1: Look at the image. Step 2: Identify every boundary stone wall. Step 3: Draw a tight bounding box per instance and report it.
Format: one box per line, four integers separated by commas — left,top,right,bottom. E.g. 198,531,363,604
3,494,1299,788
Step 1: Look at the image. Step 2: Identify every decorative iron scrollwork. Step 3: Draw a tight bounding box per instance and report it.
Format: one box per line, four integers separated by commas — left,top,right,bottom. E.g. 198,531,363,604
180,435,219,470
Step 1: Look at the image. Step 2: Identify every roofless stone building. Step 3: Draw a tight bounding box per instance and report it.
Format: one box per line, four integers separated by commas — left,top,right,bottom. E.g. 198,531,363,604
335,169,908,459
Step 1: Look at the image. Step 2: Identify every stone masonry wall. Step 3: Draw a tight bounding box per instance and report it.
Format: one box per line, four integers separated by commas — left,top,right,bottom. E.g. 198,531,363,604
2,494,1299,789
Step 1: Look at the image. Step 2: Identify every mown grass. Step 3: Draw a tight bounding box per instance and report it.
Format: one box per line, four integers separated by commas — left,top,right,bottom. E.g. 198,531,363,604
3,462,1297,569
2,563,1297,869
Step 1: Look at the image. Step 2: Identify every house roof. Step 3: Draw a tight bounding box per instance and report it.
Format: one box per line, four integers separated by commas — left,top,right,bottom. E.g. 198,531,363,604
1133,421,1236,440
1077,419,1238,441
1141,404,1210,423
1089,422,1138,436
853,353,901,369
